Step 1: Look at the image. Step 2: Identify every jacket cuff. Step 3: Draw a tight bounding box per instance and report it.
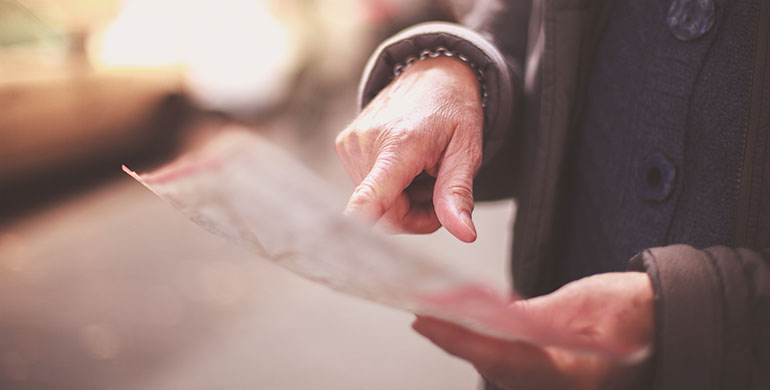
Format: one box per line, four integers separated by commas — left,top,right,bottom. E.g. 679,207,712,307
628,245,725,390
358,22,519,165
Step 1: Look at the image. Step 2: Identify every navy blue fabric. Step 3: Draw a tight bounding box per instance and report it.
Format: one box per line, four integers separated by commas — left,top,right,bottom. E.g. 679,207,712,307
556,0,756,285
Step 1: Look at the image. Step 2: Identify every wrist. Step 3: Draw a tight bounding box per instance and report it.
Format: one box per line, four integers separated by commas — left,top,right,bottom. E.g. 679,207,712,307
395,56,483,109
396,51,485,107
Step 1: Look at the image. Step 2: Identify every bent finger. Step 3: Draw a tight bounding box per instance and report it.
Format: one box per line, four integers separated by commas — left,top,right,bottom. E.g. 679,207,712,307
344,150,421,223
433,130,482,242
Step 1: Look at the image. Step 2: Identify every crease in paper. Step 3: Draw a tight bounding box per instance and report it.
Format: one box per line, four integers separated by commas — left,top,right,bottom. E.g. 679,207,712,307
124,129,648,360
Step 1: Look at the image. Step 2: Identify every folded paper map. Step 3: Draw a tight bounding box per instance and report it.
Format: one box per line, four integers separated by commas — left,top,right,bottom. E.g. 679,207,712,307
124,128,645,359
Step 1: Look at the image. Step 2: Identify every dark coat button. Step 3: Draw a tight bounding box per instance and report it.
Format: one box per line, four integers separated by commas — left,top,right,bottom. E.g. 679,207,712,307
638,153,677,202
667,0,716,41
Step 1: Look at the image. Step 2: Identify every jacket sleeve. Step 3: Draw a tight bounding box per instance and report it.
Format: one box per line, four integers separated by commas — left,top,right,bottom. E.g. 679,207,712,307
628,245,770,390
357,0,531,195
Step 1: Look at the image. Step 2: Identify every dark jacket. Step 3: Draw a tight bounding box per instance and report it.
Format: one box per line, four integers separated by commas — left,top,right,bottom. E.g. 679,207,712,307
358,0,770,388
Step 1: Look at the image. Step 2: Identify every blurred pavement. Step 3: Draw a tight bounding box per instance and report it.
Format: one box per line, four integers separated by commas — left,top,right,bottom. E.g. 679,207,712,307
0,167,513,390
0,1,515,388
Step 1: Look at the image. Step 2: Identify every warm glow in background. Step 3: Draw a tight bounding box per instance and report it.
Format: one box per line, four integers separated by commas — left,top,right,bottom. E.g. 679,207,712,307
0,1,512,389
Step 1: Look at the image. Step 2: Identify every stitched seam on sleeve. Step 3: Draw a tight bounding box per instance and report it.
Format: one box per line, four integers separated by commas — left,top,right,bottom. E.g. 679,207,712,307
703,248,727,390
735,249,758,316
641,249,666,390
734,248,757,389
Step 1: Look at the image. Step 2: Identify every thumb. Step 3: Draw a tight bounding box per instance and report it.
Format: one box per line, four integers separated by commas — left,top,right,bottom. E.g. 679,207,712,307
506,283,651,359
345,151,420,223
433,133,481,243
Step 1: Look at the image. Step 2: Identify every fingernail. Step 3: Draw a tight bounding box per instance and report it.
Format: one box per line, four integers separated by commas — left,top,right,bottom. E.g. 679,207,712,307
460,210,477,239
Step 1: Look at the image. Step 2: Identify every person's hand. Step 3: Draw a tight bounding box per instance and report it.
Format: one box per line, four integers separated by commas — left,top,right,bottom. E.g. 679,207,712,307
335,56,483,242
413,272,655,389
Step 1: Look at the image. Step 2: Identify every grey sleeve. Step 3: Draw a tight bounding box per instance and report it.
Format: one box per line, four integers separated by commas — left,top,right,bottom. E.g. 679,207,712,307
357,1,529,166
628,245,770,390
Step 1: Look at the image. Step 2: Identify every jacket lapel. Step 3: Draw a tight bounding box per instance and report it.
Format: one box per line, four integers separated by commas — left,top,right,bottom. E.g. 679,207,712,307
513,0,615,296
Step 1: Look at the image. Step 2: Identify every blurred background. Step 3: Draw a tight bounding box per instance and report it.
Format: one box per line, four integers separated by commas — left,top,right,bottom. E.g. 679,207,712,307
0,0,515,388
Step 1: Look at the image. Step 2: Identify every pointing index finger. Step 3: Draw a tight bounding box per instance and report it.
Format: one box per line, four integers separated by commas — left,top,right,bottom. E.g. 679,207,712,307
344,149,422,224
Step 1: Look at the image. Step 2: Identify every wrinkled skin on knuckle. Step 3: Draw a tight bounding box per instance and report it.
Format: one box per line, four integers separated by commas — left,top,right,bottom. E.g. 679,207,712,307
336,124,366,155
444,183,474,205
437,108,483,166
350,180,384,212
376,126,412,149
340,123,392,170
437,80,483,124
447,133,483,168
334,130,354,159
371,151,400,172
456,114,484,157
373,123,442,174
